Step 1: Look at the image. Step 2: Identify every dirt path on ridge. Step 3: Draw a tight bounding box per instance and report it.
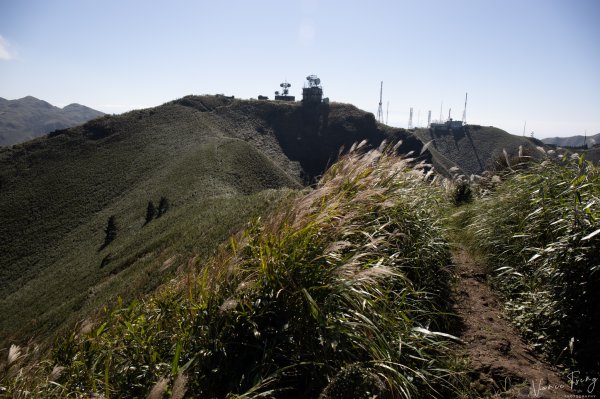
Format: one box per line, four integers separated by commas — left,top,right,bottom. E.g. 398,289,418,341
451,245,576,398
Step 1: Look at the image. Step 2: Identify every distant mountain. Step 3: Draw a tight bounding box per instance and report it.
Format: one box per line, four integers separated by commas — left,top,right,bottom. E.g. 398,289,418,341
542,133,600,148
0,96,104,146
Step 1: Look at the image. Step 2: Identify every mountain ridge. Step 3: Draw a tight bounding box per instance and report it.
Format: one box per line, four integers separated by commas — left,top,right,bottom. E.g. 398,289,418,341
542,133,600,148
0,96,105,146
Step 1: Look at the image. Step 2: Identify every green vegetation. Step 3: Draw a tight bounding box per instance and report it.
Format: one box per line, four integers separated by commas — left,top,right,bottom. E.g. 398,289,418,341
456,156,600,373
4,93,598,397
0,114,302,346
0,95,424,350
145,201,157,225
2,145,469,398
102,216,118,249
157,197,169,218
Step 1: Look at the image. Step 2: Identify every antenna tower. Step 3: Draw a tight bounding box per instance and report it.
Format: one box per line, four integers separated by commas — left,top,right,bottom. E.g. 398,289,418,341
427,110,431,127
408,107,414,129
386,101,389,125
280,81,291,95
439,101,443,122
377,81,383,123
448,108,451,121
462,92,468,124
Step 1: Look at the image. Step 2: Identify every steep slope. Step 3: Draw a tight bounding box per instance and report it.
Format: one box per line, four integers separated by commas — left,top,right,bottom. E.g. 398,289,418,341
542,133,600,148
413,125,545,175
0,96,105,146
0,95,426,345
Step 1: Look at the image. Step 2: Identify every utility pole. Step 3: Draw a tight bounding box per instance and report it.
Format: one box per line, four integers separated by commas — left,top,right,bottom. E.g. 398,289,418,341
377,81,383,123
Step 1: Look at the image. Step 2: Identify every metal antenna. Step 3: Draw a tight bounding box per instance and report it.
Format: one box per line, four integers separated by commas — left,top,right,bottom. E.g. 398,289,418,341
448,108,451,121
377,81,383,123
439,101,443,122
386,101,389,125
462,92,468,124
427,110,431,127
408,107,414,129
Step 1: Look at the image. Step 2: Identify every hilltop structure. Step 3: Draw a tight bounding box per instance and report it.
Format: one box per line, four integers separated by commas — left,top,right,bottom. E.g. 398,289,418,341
302,75,324,104
274,81,295,101
430,119,464,132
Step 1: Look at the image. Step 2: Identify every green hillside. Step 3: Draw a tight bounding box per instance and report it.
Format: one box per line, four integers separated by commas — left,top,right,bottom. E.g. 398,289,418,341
0,95,425,345
4,146,470,398
2,104,598,396
413,125,545,175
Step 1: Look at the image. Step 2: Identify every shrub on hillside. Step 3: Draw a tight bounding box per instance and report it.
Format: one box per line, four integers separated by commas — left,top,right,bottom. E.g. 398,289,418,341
101,215,117,249
145,200,156,224
157,196,169,217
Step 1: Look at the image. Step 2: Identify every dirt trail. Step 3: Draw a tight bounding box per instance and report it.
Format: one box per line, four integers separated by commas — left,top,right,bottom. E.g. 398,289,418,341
451,245,576,398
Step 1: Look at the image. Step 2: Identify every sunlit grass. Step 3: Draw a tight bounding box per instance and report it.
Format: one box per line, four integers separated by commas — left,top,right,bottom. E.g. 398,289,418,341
464,155,600,373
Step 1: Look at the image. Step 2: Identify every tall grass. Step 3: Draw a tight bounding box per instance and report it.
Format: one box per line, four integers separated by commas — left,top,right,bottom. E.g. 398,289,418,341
1,142,467,398
466,156,600,373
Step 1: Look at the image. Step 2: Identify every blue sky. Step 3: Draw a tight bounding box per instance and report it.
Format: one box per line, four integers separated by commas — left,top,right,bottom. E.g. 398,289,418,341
1,0,599,137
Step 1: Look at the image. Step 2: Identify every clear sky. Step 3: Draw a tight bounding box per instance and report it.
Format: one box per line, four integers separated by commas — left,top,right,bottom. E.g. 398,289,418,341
1,0,599,137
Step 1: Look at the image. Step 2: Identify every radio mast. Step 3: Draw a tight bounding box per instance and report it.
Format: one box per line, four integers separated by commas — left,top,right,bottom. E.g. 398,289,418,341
462,92,468,124
377,81,383,123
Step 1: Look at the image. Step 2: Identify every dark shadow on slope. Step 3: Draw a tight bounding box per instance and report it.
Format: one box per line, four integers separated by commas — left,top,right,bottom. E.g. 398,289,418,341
464,127,484,172
269,103,429,184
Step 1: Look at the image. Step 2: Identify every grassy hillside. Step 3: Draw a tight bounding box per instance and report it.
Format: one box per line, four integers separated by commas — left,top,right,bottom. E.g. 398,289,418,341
0,95,426,346
412,125,545,175
3,124,598,397
0,96,104,146
2,146,470,398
